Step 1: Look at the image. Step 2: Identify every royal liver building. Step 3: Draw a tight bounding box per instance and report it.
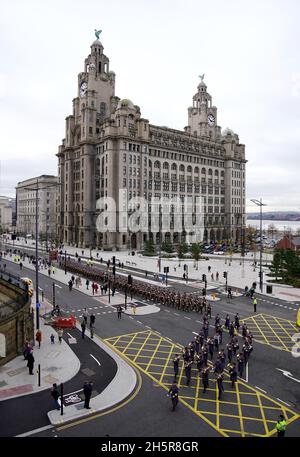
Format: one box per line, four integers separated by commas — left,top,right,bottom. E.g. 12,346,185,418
57,33,246,250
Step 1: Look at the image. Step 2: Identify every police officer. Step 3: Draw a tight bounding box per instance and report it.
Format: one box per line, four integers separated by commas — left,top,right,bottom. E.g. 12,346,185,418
216,371,224,400
201,366,210,393
276,414,287,437
184,360,192,386
228,362,238,388
253,297,257,313
173,354,180,379
168,381,179,411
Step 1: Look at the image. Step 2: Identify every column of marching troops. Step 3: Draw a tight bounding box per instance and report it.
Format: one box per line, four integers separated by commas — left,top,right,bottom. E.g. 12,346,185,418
169,312,254,407
63,258,213,313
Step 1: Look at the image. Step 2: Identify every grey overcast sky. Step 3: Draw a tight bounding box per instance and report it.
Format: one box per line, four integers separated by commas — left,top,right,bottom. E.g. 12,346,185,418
0,0,299,212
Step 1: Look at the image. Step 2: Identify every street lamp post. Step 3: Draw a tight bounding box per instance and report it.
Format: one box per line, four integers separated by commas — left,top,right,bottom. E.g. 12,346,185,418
35,185,40,330
64,250,67,274
251,198,267,293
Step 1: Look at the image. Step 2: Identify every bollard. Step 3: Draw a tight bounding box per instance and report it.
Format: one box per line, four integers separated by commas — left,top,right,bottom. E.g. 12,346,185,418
37,364,41,387
60,383,64,415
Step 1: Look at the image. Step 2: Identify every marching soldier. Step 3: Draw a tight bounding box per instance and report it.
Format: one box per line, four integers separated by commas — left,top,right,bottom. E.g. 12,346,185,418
215,314,221,327
234,313,240,332
194,334,201,354
202,344,208,365
189,341,196,361
213,332,220,352
232,336,240,356
216,371,224,400
218,349,226,370
182,346,190,362
225,314,230,330
173,354,180,379
228,362,238,388
201,365,210,393
184,360,192,386
229,321,235,338
227,341,233,363
207,302,212,319
168,381,179,412
208,337,214,361
243,342,250,365
195,353,203,374
237,352,245,378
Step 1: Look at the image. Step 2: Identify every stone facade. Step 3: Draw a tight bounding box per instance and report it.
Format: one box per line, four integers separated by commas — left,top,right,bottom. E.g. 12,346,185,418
57,38,246,250
0,280,34,366
16,175,59,241
0,196,13,231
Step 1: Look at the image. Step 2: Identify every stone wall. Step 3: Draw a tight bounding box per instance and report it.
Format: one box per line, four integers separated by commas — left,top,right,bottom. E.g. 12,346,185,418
0,281,34,366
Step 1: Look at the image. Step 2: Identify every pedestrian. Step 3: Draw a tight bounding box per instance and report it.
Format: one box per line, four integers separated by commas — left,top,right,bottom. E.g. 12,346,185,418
35,329,42,348
48,268,51,277
83,307,89,324
276,414,287,437
68,279,73,291
50,333,55,344
168,380,179,411
19,261,23,270
57,328,63,344
86,279,90,290
228,287,233,299
216,272,219,281
23,341,32,360
173,354,180,379
90,313,95,327
50,383,60,410
27,351,35,375
83,381,93,409
253,297,257,312
81,320,86,339
117,305,123,319
132,303,137,315
208,265,211,272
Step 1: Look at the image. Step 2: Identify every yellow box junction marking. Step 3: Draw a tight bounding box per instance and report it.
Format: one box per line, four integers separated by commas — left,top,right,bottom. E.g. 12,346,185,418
105,330,300,438
242,313,299,352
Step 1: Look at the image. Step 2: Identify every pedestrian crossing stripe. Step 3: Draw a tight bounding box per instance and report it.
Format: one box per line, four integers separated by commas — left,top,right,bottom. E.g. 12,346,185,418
104,330,300,438
242,313,299,353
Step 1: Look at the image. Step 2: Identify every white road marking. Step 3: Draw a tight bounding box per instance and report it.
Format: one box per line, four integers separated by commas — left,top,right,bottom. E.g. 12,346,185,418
136,321,143,324
129,316,134,319
165,310,170,313
255,386,266,394
174,313,180,316
55,284,62,289
16,425,54,437
90,354,101,366
276,398,291,407
67,333,73,339
196,320,201,323
184,316,191,320
97,313,101,315
145,325,152,329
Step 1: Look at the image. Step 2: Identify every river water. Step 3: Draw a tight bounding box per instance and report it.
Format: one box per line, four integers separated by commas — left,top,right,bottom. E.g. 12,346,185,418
247,219,300,233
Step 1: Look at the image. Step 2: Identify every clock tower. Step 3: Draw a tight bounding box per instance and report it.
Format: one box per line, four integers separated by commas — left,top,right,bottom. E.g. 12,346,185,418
187,78,221,141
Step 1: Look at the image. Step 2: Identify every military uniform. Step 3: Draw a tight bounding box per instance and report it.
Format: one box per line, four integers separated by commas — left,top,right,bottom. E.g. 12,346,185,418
173,355,180,378
168,383,179,411
216,372,224,400
201,366,210,393
184,360,192,386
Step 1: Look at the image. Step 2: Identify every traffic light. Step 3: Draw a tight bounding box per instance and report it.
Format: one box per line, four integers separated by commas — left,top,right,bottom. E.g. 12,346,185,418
112,266,116,276
12,234,16,240
223,271,227,278
202,274,206,281
112,256,116,265
184,264,188,271
127,274,132,285
164,266,169,274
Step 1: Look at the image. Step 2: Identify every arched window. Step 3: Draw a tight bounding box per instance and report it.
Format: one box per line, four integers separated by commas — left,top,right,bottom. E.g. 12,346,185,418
194,166,199,174
154,160,161,169
171,163,177,171
215,170,219,176
201,168,206,174
187,165,192,173
208,168,213,176
179,164,185,172
163,162,169,169
148,160,152,167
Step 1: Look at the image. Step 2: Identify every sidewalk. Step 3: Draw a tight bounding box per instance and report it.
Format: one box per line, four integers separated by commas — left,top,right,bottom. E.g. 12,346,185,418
0,303,80,401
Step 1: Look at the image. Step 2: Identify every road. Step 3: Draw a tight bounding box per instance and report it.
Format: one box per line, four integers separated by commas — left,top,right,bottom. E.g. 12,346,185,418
1,258,300,437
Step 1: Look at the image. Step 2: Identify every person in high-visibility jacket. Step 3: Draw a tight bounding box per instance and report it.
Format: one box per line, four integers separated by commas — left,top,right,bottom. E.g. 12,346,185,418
297,309,300,327
276,414,287,437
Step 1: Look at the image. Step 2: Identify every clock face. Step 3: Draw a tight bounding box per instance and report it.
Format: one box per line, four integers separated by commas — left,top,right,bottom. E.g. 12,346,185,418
207,114,215,126
80,82,87,97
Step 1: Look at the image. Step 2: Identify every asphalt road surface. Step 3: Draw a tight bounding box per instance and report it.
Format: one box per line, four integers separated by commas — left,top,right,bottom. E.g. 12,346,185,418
2,258,300,437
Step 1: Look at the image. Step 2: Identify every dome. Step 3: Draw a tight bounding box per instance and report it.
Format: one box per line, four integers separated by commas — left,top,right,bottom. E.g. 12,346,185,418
117,99,135,110
92,39,103,47
222,127,235,137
